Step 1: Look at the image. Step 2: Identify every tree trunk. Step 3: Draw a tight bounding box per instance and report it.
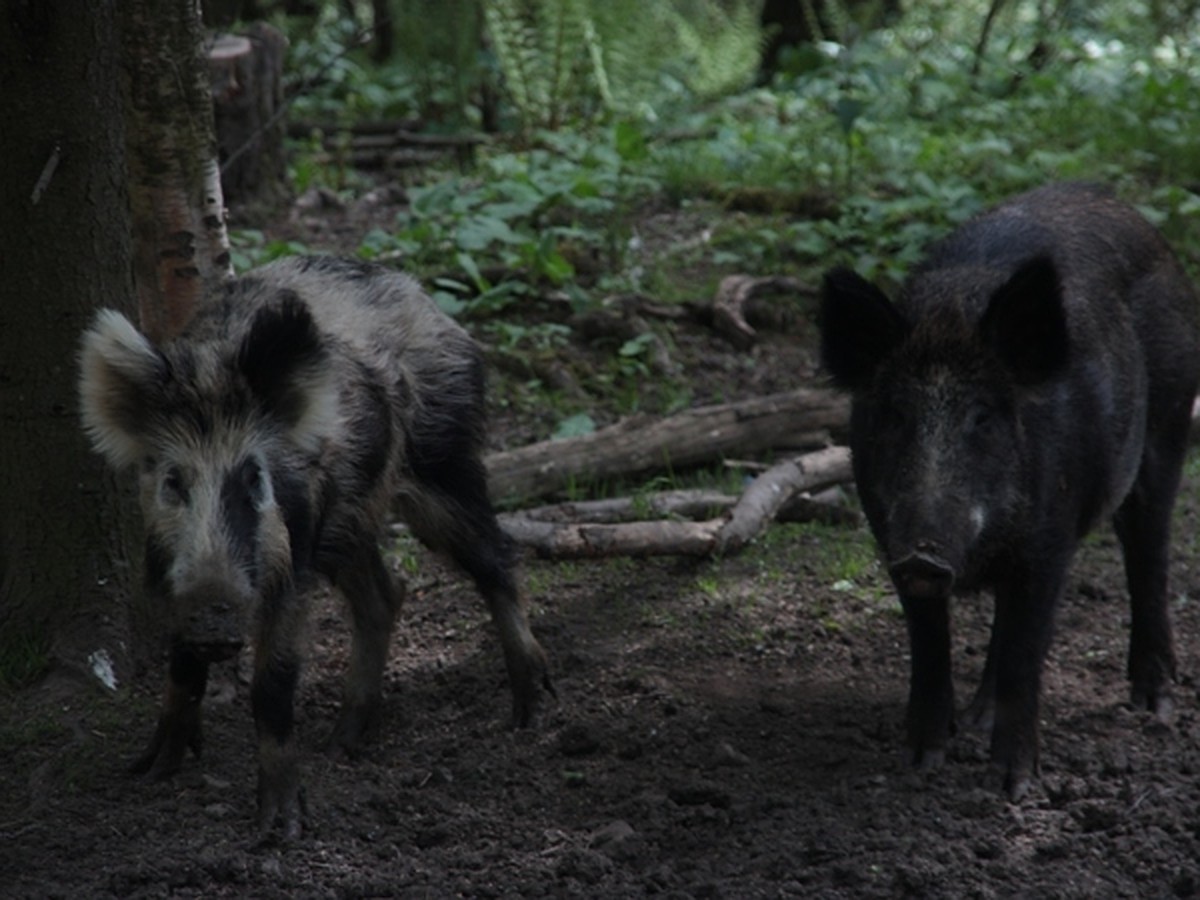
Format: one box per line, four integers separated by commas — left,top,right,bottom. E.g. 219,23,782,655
120,0,234,342
370,0,394,62
0,1,141,689
759,0,903,76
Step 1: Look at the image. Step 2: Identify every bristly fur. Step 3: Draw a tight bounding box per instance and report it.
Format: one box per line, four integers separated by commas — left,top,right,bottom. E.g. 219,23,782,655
79,309,169,469
818,182,1200,799
78,256,550,837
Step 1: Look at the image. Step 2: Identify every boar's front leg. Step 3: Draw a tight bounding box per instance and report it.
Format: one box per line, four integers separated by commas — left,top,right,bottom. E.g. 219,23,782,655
899,594,954,771
330,540,404,754
983,566,1066,801
251,652,303,839
130,645,208,778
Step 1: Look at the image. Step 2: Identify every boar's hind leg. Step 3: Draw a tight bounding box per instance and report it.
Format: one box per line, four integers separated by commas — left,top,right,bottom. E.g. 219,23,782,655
899,595,954,771
331,541,404,753
1113,410,1191,720
401,459,551,728
130,646,208,778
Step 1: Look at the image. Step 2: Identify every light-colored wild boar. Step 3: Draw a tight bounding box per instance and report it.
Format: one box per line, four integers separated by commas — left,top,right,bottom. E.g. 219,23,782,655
80,256,551,837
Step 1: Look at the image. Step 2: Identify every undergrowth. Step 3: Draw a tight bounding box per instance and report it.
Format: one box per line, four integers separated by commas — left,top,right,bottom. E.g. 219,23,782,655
237,0,1200,465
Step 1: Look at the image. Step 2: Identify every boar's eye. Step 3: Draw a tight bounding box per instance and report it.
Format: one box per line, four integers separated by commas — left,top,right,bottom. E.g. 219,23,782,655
160,465,189,507
966,403,997,435
878,402,914,436
236,456,270,509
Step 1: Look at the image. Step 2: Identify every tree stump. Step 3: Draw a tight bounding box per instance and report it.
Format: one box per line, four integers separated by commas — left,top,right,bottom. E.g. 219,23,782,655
210,22,288,219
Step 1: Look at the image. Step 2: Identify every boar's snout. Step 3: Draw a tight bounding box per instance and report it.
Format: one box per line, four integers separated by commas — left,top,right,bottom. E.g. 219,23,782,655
889,544,956,599
175,581,247,662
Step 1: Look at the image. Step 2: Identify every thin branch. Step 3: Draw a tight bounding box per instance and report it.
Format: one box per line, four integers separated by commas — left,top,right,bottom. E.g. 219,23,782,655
496,446,855,560
972,0,1009,77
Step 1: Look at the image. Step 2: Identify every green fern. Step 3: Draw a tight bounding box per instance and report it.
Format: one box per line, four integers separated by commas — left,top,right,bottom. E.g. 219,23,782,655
483,0,608,128
483,0,766,129
668,0,763,99
484,0,542,128
581,15,614,112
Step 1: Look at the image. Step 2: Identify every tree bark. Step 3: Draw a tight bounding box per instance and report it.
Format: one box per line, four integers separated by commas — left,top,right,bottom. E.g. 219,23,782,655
120,0,234,342
0,0,141,688
370,0,394,62
486,387,849,503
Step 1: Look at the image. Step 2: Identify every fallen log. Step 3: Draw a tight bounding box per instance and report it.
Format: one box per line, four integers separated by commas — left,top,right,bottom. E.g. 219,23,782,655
501,517,725,559
485,386,849,503
499,446,853,559
500,483,858,529
716,446,851,553
307,147,444,171
509,489,738,525
287,122,488,169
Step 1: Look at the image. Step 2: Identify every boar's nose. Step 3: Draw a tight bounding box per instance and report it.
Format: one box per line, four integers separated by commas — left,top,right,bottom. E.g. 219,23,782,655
889,546,956,600
178,592,246,662
187,638,244,663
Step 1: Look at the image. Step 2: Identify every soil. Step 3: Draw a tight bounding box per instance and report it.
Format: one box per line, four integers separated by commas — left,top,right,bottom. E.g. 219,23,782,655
4,187,1200,899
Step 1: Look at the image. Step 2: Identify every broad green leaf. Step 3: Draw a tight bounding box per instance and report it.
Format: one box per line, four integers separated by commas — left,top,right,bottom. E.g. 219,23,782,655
455,217,525,251
553,413,596,440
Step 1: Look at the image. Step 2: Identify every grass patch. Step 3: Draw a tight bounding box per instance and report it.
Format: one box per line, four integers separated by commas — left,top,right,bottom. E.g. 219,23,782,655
0,631,51,692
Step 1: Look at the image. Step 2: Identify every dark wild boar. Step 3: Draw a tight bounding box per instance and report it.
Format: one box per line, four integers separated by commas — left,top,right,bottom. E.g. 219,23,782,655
80,256,552,837
819,183,1199,799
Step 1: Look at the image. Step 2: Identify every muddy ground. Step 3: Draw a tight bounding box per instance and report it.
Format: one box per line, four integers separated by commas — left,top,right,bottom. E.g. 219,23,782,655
3,191,1200,898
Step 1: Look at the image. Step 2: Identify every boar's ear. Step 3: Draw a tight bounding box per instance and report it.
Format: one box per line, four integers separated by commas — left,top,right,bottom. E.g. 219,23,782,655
980,256,1068,385
237,293,338,451
79,310,169,469
819,267,906,390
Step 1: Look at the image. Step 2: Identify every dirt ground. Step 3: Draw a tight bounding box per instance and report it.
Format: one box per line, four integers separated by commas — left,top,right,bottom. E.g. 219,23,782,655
3,191,1200,898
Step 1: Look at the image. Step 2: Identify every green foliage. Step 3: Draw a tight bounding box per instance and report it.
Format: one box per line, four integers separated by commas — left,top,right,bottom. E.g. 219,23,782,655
285,14,417,123
483,0,603,129
481,0,764,128
660,0,764,99
644,1,1200,281
552,412,597,439
271,0,1200,445
229,229,310,273
282,1,488,127
770,520,886,601
367,125,655,298
389,0,490,126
